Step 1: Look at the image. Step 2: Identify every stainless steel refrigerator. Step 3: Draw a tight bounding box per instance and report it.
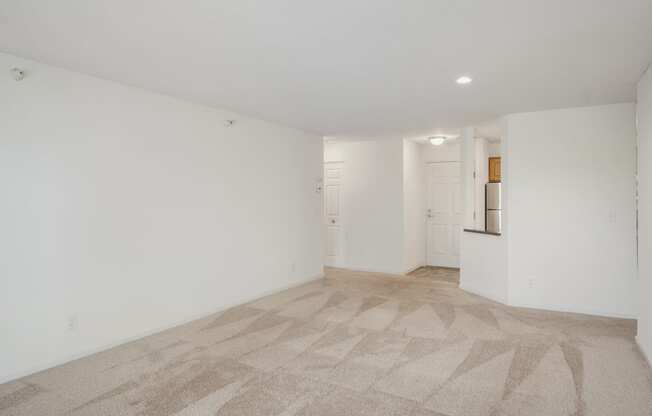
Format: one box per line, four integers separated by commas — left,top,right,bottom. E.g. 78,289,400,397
486,183,501,233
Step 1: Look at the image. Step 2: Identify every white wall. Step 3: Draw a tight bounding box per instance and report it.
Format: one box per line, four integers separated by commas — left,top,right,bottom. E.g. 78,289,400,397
474,138,489,230
403,140,426,273
323,140,404,274
506,103,637,318
460,232,508,303
422,141,462,163
0,52,323,383
461,127,476,229
637,66,652,362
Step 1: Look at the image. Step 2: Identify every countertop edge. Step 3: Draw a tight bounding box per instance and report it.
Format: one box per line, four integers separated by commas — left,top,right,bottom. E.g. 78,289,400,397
463,228,501,236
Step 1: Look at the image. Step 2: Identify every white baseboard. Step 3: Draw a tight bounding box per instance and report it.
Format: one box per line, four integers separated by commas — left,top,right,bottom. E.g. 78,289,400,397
402,264,426,275
507,301,636,320
459,283,507,304
0,272,324,385
460,284,635,320
340,266,406,276
636,337,652,369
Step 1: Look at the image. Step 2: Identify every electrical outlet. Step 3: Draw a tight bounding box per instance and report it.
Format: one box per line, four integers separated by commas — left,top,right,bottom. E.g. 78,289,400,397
527,277,536,289
67,315,78,332
290,262,296,274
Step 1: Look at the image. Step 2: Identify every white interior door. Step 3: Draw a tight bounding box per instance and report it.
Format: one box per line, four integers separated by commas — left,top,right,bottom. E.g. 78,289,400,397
324,162,344,267
426,162,462,268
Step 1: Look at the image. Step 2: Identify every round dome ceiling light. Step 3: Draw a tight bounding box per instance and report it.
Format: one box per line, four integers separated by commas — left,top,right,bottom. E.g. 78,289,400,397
456,76,472,85
429,136,446,146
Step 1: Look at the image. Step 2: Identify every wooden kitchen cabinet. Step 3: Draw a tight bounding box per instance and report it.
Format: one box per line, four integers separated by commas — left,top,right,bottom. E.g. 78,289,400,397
489,157,501,182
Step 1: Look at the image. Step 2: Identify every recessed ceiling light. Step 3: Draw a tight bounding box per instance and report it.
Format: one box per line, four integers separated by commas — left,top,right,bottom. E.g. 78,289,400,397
456,76,472,85
429,136,446,146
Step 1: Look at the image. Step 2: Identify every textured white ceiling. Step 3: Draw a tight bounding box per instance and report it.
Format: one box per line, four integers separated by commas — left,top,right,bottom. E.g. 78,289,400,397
1,0,651,137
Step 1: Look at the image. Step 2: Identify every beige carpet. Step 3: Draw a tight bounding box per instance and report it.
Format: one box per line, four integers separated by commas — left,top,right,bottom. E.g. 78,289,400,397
1,267,651,416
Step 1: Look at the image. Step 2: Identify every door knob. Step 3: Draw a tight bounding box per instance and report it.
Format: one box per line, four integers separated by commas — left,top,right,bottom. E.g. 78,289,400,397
331,219,336,224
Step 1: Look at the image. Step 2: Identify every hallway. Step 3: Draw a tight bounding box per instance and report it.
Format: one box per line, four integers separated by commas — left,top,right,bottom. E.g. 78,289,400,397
407,266,460,284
